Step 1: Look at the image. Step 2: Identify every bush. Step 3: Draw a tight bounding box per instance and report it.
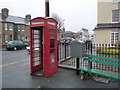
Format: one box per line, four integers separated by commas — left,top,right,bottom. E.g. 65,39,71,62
97,49,119,55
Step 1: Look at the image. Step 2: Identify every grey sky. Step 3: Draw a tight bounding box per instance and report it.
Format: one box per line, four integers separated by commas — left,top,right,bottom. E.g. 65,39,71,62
0,0,97,34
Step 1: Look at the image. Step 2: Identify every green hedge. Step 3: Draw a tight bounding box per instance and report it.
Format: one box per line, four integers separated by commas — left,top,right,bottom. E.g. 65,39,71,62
97,49,119,55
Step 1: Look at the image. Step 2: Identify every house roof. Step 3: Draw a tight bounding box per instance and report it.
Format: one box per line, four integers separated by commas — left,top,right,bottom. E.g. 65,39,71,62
0,13,30,25
95,23,120,30
65,31,74,33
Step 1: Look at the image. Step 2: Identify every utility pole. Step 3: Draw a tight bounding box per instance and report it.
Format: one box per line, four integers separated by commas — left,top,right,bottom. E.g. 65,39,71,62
45,0,50,17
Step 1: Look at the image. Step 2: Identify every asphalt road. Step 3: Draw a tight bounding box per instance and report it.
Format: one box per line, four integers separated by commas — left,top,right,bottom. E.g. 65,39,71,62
2,49,29,65
1,49,119,88
2,49,31,88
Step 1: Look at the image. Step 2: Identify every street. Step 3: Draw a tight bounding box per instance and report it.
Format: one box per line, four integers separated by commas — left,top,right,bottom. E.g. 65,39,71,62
1,49,119,88
2,49,31,88
2,49,29,65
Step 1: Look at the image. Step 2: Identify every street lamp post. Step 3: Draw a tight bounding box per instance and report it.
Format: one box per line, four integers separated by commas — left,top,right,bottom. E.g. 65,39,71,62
45,0,50,17
62,19,65,38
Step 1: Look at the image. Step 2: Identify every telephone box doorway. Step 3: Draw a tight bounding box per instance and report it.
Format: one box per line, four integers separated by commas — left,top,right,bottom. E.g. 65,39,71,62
30,27,43,74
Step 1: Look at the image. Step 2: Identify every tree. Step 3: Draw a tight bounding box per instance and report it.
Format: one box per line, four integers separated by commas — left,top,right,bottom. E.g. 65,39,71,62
52,13,64,31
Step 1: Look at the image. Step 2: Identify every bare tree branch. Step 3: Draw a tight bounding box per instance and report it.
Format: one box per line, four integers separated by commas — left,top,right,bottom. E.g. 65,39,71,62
52,13,64,30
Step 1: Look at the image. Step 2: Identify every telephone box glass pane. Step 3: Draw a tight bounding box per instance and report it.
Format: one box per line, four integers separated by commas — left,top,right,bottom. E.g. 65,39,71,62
34,43,39,47
50,54,55,63
34,57,40,61
50,34,55,39
34,61,40,66
34,50,40,57
34,35,39,38
50,49,55,53
50,39,55,48
34,39,40,43
34,30,39,34
50,29,55,33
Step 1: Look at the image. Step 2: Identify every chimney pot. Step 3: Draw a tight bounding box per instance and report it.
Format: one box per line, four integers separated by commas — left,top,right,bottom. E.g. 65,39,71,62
25,14,31,23
1,8,9,20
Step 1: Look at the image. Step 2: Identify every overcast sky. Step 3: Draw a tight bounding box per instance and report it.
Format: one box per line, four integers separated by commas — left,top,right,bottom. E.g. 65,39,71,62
0,0,97,34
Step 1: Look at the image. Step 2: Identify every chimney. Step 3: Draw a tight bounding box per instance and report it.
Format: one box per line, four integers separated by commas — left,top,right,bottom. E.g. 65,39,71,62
1,8,9,20
25,14,31,23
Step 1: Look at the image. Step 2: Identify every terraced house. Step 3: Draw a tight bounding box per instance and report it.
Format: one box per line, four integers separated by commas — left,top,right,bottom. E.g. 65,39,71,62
94,0,120,45
0,8,31,46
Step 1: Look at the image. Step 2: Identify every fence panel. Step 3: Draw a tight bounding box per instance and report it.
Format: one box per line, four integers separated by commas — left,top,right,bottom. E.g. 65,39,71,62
58,41,120,74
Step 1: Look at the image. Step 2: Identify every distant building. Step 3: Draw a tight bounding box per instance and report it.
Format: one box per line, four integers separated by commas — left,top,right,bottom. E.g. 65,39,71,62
0,8,31,46
58,27,65,39
94,0,120,45
79,28,89,42
65,31,74,38
73,33,81,39
88,34,94,40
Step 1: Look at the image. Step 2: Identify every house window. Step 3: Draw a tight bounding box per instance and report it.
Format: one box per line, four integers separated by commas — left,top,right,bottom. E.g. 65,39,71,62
4,23,7,30
111,30,119,44
112,0,120,2
5,35,9,42
112,10,119,22
22,36,24,40
21,25,25,31
9,24,13,31
18,25,20,31
18,25,25,31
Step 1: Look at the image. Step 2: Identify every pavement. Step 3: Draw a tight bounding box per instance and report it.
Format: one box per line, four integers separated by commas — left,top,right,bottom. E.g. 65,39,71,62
1,50,119,88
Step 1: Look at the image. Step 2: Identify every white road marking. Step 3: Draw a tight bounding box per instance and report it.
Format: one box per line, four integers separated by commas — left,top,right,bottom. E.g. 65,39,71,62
0,59,28,68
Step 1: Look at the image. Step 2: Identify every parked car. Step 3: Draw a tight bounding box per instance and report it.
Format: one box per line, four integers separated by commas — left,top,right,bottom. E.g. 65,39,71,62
26,40,40,53
3,40,28,51
26,45,39,53
59,37,75,43
26,46,30,52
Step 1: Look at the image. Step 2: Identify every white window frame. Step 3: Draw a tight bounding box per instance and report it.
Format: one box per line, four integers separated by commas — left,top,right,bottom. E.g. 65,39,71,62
112,0,120,3
21,25,25,31
9,24,13,31
18,25,21,32
4,23,7,30
110,30,119,45
18,25,25,32
112,9,119,23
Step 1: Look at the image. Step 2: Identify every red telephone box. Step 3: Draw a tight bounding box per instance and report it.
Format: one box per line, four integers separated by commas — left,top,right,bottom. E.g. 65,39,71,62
30,17,58,77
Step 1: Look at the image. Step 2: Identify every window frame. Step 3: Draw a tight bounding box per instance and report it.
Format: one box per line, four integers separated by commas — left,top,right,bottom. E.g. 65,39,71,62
112,9,120,22
110,30,119,45
9,23,13,31
4,23,8,30
112,0,120,3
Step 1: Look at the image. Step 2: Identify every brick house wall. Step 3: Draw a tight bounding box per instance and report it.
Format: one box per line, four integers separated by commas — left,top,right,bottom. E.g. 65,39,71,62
0,22,2,47
0,8,31,44
2,22,14,43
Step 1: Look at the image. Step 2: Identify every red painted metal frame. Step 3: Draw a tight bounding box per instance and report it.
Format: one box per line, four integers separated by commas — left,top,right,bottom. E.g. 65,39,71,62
30,17,58,77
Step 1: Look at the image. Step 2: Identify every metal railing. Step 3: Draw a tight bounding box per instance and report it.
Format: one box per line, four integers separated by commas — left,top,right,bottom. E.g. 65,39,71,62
58,40,76,69
58,41,120,73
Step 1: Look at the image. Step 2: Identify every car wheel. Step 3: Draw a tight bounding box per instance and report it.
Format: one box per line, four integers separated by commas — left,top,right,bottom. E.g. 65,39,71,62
6,48,10,51
13,47,17,51
25,46,27,49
